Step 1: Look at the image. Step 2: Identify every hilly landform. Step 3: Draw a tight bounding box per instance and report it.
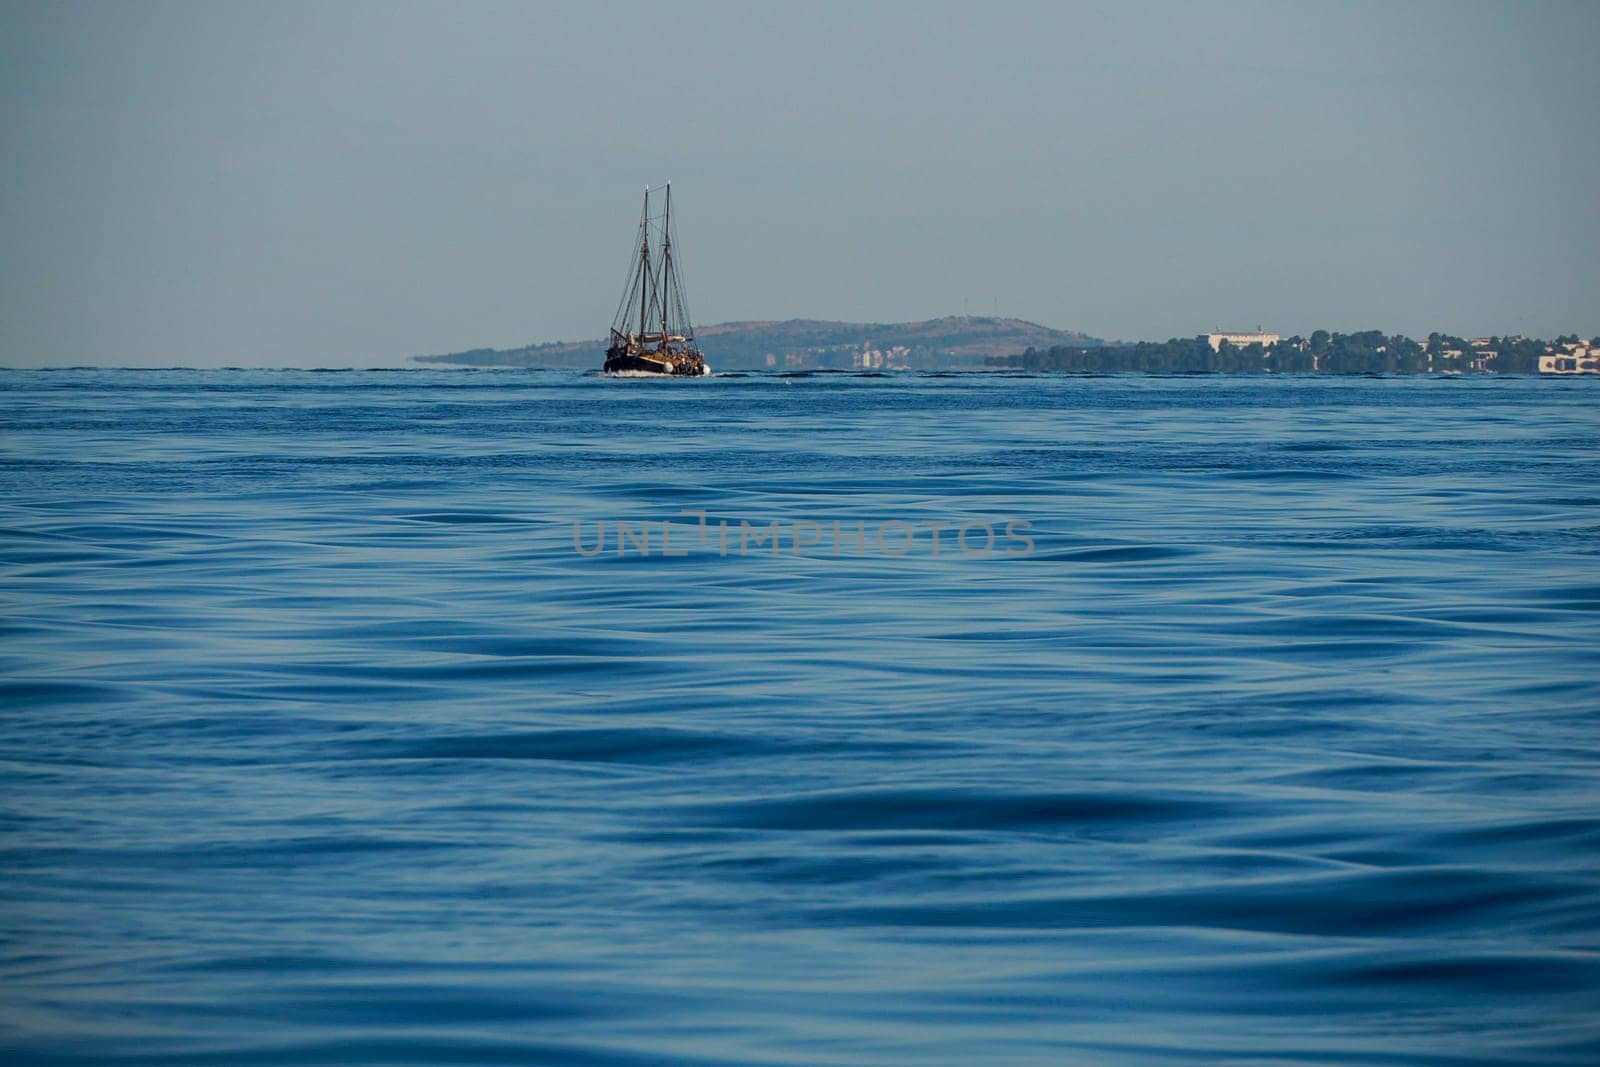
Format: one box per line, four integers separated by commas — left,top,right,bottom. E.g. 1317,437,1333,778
414,317,1103,372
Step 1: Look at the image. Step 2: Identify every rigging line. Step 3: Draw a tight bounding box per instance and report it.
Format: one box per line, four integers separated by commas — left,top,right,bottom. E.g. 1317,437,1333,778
611,261,642,334
610,216,647,332
636,186,653,337
611,198,651,333
668,236,690,330
611,253,641,333
671,238,692,331
667,229,692,337
657,187,691,338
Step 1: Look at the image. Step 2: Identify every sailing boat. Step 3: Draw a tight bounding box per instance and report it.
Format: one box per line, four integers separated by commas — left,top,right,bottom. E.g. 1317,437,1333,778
603,183,710,376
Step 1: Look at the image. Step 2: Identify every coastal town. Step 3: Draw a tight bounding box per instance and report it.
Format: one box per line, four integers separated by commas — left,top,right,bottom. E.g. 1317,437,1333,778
1202,330,1600,375
996,328,1600,375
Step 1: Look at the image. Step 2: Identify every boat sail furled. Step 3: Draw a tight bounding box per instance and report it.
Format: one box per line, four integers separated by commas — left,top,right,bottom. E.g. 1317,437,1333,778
604,183,709,376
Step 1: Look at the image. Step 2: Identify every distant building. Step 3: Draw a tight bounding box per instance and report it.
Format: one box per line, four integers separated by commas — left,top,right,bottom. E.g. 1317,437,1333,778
1208,329,1280,352
852,345,911,370
1540,345,1600,374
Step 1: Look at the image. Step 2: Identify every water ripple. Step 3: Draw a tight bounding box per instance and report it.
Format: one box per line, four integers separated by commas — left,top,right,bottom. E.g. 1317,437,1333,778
2,370,1598,1065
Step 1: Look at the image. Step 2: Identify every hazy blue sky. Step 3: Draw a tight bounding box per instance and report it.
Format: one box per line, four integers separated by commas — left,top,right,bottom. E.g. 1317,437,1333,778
2,0,1596,367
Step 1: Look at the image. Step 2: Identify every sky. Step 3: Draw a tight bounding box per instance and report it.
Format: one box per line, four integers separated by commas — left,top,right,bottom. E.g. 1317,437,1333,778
1,0,1596,368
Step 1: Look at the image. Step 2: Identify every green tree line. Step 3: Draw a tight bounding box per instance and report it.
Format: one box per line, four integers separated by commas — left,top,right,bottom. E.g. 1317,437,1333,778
989,331,1592,374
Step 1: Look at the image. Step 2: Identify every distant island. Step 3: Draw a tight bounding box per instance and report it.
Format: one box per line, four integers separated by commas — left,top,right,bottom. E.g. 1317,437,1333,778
414,317,1102,372
415,320,1600,376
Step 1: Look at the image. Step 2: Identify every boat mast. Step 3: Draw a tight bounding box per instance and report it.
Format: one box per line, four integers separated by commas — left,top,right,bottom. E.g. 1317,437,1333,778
661,183,672,340
637,187,650,338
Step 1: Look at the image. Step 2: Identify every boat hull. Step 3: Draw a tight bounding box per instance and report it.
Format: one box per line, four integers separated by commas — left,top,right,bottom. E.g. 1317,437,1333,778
603,350,709,376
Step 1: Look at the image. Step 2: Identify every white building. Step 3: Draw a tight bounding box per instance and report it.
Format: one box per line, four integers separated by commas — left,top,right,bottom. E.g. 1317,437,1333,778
1540,346,1600,374
1208,329,1280,352
851,345,912,370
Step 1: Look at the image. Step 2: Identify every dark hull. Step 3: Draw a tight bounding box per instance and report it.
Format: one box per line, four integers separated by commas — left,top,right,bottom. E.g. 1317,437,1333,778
603,349,708,376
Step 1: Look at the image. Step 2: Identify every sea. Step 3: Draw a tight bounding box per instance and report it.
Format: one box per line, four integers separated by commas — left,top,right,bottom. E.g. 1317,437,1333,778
1,368,1597,1066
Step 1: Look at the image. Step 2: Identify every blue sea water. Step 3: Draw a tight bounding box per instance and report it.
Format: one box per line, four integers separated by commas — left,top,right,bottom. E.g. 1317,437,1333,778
1,368,1598,1065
